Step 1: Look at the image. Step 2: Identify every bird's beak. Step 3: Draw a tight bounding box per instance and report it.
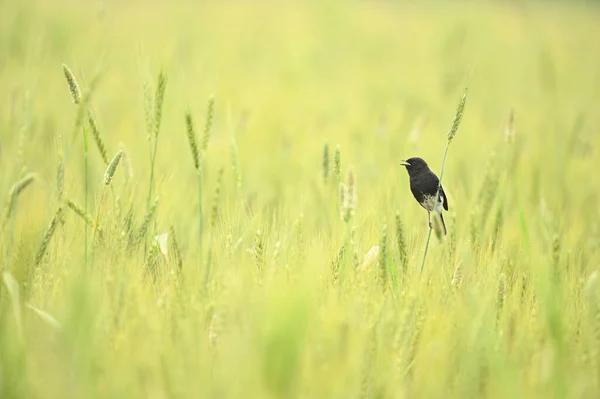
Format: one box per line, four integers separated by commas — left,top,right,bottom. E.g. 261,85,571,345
400,160,410,167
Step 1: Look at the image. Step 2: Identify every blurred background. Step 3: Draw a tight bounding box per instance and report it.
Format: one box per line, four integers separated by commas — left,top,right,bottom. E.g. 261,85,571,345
1,0,599,193
1,0,599,253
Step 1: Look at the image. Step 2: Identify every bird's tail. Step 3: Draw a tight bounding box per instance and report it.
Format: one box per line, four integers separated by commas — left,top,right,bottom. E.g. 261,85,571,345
440,212,447,236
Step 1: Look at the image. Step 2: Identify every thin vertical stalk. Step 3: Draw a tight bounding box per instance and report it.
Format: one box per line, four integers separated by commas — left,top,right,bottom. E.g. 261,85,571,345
337,221,352,293
4,211,16,271
419,145,449,277
204,233,213,287
83,125,89,268
197,156,204,269
419,88,467,277
147,138,158,210
90,187,108,263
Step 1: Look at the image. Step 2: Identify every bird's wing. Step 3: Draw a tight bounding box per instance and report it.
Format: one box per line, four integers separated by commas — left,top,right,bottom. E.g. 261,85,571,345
422,170,448,211
440,186,449,211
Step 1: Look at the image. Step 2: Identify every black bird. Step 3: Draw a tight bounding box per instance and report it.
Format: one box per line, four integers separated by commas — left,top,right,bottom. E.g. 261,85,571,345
400,157,448,235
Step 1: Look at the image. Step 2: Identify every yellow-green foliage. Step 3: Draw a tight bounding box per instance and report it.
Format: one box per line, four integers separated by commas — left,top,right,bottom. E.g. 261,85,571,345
1,1,600,398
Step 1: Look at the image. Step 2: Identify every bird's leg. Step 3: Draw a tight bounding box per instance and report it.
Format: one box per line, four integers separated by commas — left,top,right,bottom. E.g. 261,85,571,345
428,211,432,229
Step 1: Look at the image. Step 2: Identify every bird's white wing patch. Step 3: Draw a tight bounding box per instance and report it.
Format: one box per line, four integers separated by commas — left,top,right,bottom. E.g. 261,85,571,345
421,194,444,213
423,194,444,213
435,195,444,213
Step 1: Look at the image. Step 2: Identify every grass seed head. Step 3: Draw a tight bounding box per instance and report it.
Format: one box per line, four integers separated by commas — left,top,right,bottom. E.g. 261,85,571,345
143,82,154,141
210,167,225,228
378,222,389,287
331,243,345,284
202,95,215,152
10,172,36,199
322,142,330,183
72,74,100,140
333,145,341,182
451,261,463,291
88,113,109,165
448,212,457,261
66,199,94,225
136,197,159,246
56,160,65,201
343,166,357,223
338,183,346,221
169,225,183,271
104,150,123,185
62,64,81,105
185,112,200,170
230,135,242,189
254,228,265,272
492,204,504,252
153,70,168,139
497,273,506,320
552,232,561,268
34,206,64,268
4,173,36,224
395,211,408,275
447,87,468,143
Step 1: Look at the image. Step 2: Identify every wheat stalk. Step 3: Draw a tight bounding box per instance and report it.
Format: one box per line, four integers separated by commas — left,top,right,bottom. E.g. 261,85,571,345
147,69,168,209
15,92,31,178
62,64,81,104
342,166,356,224
378,222,389,289
185,109,205,269
333,145,341,183
395,211,408,278
61,67,100,269
496,273,506,325
87,113,109,165
294,213,305,263
227,105,243,197
136,197,160,247
169,225,183,271
185,111,200,170
143,81,154,141
254,228,265,275
202,95,215,153
34,206,64,268
205,167,224,286
338,183,346,221
420,88,467,277
104,150,123,185
210,168,224,229
331,243,345,285
552,232,561,283
88,149,123,245
3,173,36,226
451,261,463,291
322,142,330,183
153,70,167,140
66,199,94,226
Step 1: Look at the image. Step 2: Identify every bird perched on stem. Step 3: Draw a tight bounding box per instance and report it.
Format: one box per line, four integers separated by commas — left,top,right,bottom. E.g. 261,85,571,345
400,157,448,235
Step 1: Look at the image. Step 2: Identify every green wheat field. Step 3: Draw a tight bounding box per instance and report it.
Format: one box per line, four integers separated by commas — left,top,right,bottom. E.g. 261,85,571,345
2,0,600,398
